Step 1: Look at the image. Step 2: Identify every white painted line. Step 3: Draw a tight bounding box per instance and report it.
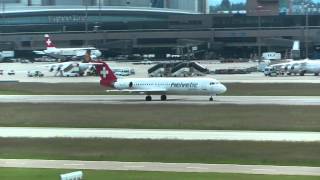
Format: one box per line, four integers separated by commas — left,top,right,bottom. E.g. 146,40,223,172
253,168,277,172
123,165,145,168
63,163,84,166
186,166,209,170
5,162,25,165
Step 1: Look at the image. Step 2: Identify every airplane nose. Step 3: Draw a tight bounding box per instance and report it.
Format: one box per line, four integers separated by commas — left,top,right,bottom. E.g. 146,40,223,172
217,84,227,94
97,51,102,57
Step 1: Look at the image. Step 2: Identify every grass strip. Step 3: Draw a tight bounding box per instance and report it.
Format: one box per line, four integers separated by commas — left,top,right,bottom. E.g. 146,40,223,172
0,103,319,131
0,138,319,167
0,168,318,180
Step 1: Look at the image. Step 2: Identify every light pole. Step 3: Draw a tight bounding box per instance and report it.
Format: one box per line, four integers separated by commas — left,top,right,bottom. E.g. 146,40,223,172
85,0,88,46
304,3,313,59
98,0,102,23
306,6,309,59
256,5,263,60
1,0,4,18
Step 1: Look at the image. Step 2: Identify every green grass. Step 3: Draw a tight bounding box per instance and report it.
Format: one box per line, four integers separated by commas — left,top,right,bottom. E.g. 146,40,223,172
1,82,320,96
0,103,320,131
0,82,106,95
224,83,320,96
1,138,320,167
0,168,318,180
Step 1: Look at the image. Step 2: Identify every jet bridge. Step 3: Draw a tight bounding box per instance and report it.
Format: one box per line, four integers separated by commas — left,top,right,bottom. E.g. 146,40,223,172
171,62,209,77
53,63,81,77
148,62,180,77
148,61,209,77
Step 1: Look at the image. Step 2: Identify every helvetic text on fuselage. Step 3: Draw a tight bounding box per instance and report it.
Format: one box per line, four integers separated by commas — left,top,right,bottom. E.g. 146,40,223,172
170,82,198,89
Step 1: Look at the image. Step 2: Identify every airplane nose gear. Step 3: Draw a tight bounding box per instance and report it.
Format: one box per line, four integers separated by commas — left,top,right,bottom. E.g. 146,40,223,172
146,95,152,101
161,95,167,101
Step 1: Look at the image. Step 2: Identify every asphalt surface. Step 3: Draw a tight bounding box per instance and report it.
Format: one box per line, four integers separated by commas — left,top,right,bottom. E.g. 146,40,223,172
2,62,320,83
0,159,320,176
0,127,319,142
1,95,320,105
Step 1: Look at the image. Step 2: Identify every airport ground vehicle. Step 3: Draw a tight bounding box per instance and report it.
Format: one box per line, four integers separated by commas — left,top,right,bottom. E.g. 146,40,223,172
262,52,281,61
264,67,279,77
113,68,134,76
63,71,80,77
7,70,15,75
115,71,130,76
27,70,44,77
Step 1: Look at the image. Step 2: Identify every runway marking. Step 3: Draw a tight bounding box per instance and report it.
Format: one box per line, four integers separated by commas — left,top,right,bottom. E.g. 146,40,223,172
5,162,25,165
186,166,209,170
124,165,145,168
63,163,84,166
253,168,277,172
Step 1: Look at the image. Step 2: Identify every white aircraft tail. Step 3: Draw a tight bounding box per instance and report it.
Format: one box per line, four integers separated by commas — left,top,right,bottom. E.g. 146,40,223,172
291,40,300,60
292,41,300,51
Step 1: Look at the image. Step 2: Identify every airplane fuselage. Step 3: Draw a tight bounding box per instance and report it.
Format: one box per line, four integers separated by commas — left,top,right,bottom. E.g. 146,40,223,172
276,60,320,75
113,77,226,95
44,47,102,58
304,61,320,73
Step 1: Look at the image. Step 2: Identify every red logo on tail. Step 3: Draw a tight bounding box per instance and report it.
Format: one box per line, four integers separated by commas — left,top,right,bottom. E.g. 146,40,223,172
96,62,117,87
45,34,55,48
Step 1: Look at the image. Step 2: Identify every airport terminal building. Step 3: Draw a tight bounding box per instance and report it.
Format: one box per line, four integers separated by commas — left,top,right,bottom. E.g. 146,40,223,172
1,0,320,59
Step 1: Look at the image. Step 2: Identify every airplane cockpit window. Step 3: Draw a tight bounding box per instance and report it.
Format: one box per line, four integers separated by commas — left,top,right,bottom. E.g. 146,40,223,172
210,82,215,85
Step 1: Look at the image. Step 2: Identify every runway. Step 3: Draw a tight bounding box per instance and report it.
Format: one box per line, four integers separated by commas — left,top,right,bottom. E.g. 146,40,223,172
1,95,320,105
0,159,320,176
0,127,319,142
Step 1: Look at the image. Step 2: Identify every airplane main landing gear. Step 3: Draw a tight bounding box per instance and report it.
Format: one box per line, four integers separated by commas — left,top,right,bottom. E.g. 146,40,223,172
145,95,152,101
161,95,167,101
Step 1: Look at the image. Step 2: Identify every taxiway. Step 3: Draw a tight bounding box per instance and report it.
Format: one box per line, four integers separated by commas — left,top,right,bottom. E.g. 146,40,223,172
0,127,319,142
1,159,320,176
2,62,320,83
1,95,320,105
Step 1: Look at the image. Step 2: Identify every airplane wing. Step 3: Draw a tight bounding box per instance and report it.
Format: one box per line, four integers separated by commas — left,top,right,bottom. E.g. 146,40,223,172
106,89,167,94
85,62,104,65
33,51,46,55
46,53,68,61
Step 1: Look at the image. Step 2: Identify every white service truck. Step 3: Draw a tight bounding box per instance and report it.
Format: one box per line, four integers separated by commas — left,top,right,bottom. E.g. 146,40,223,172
262,52,281,61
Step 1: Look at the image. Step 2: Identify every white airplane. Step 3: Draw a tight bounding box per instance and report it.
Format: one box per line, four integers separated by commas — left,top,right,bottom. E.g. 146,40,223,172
33,34,102,59
266,59,320,76
96,62,227,101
